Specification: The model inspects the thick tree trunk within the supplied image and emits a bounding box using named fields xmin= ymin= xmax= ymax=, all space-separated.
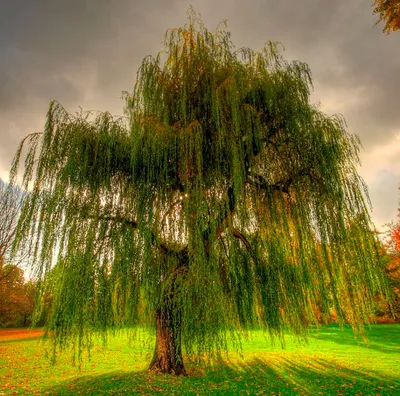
xmin=149 ymin=308 xmax=186 ymax=375
xmin=149 ymin=248 xmax=188 ymax=375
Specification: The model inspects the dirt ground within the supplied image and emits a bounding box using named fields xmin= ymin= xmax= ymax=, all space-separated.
xmin=0 ymin=328 xmax=44 ymax=340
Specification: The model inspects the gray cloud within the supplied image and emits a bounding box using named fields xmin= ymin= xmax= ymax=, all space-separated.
xmin=0 ymin=0 xmax=399 ymax=226
xmin=218 ymin=0 xmax=400 ymax=149
xmin=368 ymin=169 xmax=400 ymax=229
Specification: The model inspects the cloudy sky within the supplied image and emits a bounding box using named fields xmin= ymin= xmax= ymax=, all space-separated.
xmin=0 ymin=0 xmax=399 ymax=231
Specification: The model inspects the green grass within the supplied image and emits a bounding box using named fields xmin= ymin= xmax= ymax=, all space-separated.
xmin=1 ymin=325 xmax=399 ymax=395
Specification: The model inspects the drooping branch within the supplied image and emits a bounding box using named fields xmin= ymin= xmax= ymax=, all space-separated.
xmin=246 ymin=162 xmax=317 ymax=196
xmin=161 ymin=198 xmax=185 ymax=239
xmin=86 ymin=213 xmax=183 ymax=256
xmin=214 ymin=186 xmax=236 ymax=237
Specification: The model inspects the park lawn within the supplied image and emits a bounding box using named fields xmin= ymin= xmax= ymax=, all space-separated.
xmin=0 ymin=325 xmax=399 ymax=395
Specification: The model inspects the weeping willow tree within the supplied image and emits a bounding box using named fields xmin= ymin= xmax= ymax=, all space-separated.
xmin=11 ymin=11 xmax=389 ymax=375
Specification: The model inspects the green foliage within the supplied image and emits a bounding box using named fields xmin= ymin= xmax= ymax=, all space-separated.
xmin=11 ymin=10 xmax=388 ymax=361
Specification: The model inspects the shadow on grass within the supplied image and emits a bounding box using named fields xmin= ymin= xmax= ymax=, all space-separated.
xmin=309 ymin=325 xmax=400 ymax=355
xmin=43 ymin=356 xmax=400 ymax=395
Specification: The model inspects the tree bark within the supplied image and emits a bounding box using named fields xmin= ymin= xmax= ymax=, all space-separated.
xmin=149 ymin=248 xmax=188 ymax=375
xmin=149 ymin=308 xmax=186 ymax=375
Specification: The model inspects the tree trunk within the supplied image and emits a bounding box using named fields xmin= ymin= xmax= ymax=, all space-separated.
xmin=149 ymin=308 xmax=186 ymax=375
xmin=149 ymin=248 xmax=188 ymax=375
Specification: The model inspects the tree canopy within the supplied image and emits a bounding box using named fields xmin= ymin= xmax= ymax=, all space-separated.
xmin=11 ymin=11 xmax=389 ymax=374
xmin=373 ymin=0 xmax=400 ymax=34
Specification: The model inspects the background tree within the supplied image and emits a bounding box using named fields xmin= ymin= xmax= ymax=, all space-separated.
xmin=373 ymin=0 xmax=400 ymax=34
xmin=0 ymin=179 xmax=35 ymax=328
xmin=0 ymin=265 xmax=36 ymax=327
xmin=11 ymin=11 xmax=389 ymax=375
xmin=0 ymin=179 xmax=25 ymax=288
xmin=381 ymin=188 xmax=400 ymax=319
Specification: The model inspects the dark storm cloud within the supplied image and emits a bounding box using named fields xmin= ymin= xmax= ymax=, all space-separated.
xmin=0 ymin=0 xmax=399 ymax=224
xmin=0 ymin=0 xmax=160 ymax=109
xmin=0 ymin=0 xmax=179 ymax=169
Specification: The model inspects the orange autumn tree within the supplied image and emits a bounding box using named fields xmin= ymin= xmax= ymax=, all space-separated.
xmin=373 ymin=0 xmax=400 ymax=34
xmin=0 ymin=265 xmax=36 ymax=327
xmin=385 ymin=188 xmax=400 ymax=317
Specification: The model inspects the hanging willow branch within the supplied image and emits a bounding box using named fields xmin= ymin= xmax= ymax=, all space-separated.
xmin=11 ymin=9 xmax=389 ymax=364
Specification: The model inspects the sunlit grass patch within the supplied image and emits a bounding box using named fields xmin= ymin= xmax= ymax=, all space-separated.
xmin=1 ymin=324 xmax=399 ymax=395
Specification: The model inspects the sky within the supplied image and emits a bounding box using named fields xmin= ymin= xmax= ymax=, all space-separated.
xmin=0 ymin=0 xmax=399 ymax=231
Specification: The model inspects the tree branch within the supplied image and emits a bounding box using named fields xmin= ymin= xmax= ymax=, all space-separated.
xmin=84 ymin=213 xmax=180 ymax=256
xmin=232 ymin=228 xmax=252 ymax=251
xmin=245 ymin=173 xmax=289 ymax=194
xmin=96 ymin=215 xmax=138 ymax=229
xmin=246 ymin=164 xmax=315 ymax=195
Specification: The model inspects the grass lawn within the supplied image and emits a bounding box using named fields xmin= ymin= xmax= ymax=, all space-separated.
xmin=0 ymin=324 xmax=399 ymax=395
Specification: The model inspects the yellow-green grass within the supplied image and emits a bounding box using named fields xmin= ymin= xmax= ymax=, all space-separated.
xmin=1 ymin=325 xmax=399 ymax=395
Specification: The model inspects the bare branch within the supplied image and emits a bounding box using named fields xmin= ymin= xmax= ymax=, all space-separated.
xmin=0 ymin=180 xmax=25 ymax=270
